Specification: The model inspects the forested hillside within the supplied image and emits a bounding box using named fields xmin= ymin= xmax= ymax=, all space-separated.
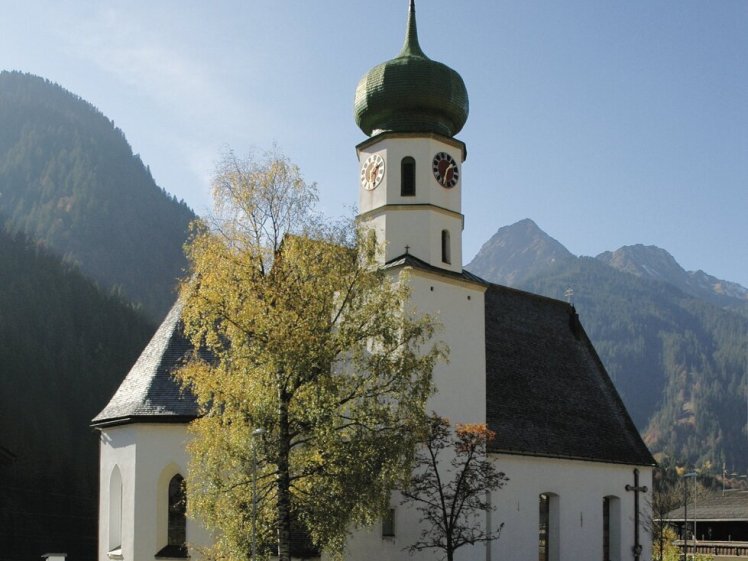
xmin=0 ymin=71 xmax=195 ymax=320
xmin=0 ymin=227 xmax=154 ymax=560
xmin=468 ymin=220 xmax=748 ymax=472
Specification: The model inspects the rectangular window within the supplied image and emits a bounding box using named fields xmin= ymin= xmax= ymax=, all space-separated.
xmin=401 ymin=157 xmax=415 ymax=196
xmin=539 ymin=494 xmax=549 ymax=561
xmin=441 ymin=230 xmax=451 ymax=264
xmin=539 ymin=493 xmax=559 ymax=561
xmin=603 ymin=497 xmax=610 ymax=561
xmin=382 ymin=508 xmax=396 ymax=537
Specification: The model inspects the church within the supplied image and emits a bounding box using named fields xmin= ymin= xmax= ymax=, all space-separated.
xmin=92 ymin=2 xmax=655 ymax=560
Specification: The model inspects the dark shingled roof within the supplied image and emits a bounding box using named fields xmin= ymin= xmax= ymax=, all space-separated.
xmin=665 ymin=492 xmax=748 ymax=522
xmin=484 ymin=283 xmax=655 ymax=466
xmin=93 ymin=262 xmax=652 ymax=467
xmin=91 ymin=301 xmax=199 ymax=427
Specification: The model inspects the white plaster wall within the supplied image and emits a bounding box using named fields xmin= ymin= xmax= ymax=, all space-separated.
xmin=406 ymin=271 xmax=486 ymax=424
xmin=361 ymin=209 xmax=463 ymax=272
xmin=98 ymin=423 xmax=211 ymax=561
xmin=340 ymin=269 xmax=488 ymax=561
xmin=338 ymin=454 xmax=653 ymax=561
xmin=488 ymin=455 xmax=653 ymax=561
xmin=357 ymin=135 xmax=466 ymax=273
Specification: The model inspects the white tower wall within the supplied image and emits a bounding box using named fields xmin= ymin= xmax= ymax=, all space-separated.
xmin=357 ymin=134 xmax=466 ymax=273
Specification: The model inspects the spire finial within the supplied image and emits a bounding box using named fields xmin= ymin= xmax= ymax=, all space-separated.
xmin=399 ymin=0 xmax=426 ymax=58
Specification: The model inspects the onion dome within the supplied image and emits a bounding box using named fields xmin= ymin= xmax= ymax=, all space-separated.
xmin=354 ymin=0 xmax=469 ymax=138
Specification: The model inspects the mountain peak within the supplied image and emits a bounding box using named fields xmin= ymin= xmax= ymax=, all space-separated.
xmin=597 ymin=244 xmax=748 ymax=307
xmin=466 ymin=219 xmax=574 ymax=286
xmin=596 ymin=244 xmax=685 ymax=283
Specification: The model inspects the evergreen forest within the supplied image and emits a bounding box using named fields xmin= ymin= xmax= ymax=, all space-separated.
xmin=0 ymin=227 xmax=154 ymax=560
xmin=0 ymin=71 xmax=195 ymax=321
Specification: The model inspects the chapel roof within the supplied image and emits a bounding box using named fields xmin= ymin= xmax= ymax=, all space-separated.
xmin=483 ymin=283 xmax=655 ymax=466
xmin=91 ymin=300 xmax=199 ymax=427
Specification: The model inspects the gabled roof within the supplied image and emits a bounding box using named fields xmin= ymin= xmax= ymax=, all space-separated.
xmin=91 ymin=301 xmax=199 ymax=428
xmin=484 ymin=283 xmax=655 ymax=466
xmin=665 ymin=491 xmax=748 ymax=522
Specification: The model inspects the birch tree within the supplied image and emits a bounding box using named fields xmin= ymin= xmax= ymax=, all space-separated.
xmin=176 ymin=149 xmax=443 ymax=561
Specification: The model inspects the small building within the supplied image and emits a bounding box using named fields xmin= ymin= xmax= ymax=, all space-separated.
xmin=665 ymin=491 xmax=748 ymax=558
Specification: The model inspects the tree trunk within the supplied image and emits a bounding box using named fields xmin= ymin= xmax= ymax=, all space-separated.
xmin=277 ymin=391 xmax=292 ymax=561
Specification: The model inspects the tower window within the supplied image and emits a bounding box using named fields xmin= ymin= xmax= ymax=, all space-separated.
xmin=401 ymin=157 xmax=415 ymax=196
xmin=441 ymin=230 xmax=451 ymax=264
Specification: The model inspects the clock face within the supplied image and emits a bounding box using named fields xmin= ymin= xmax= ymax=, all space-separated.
xmin=432 ymin=152 xmax=459 ymax=188
xmin=361 ymin=153 xmax=385 ymax=191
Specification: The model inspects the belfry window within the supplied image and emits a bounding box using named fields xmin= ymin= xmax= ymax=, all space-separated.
xmin=401 ymin=157 xmax=415 ymax=196
xmin=441 ymin=230 xmax=451 ymax=264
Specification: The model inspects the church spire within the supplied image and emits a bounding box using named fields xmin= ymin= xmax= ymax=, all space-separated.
xmin=399 ymin=0 xmax=426 ymax=58
xmin=353 ymin=0 xmax=469 ymax=138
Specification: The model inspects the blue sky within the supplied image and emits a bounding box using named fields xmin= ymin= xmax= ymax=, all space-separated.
xmin=1 ymin=1 xmax=747 ymax=287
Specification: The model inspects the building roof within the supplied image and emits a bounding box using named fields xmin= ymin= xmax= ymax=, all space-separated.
xmin=93 ymin=264 xmax=653 ymax=468
xmin=484 ymin=283 xmax=655 ymax=466
xmin=91 ymin=300 xmax=199 ymax=427
xmin=665 ymin=491 xmax=748 ymax=522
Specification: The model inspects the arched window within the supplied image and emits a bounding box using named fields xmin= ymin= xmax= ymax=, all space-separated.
xmin=109 ymin=466 xmax=122 ymax=553
xmin=441 ymin=230 xmax=451 ymax=264
xmin=401 ymin=157 xmax=415 ymax=196
xmin=539 ymin=493 xmax=559 ymax=561
xmin=603 ymin=496 xmax=621 ymax=561
xmin=168 ymin=474 xmax=186 ymax=547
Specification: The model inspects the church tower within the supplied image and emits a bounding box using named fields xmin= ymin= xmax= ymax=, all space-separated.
xmin=353 ymin=0 xmax=487 ymax=428
xmin=354 ymin=0 xmax=469 ymax=274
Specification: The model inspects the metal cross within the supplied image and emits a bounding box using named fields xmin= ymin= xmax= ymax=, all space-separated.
xmin=625 ymin=468 xmax=649 ymax=561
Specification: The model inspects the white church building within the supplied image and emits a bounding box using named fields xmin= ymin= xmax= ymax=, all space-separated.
xmin=92 ymin=2 xmax=655 ymax=560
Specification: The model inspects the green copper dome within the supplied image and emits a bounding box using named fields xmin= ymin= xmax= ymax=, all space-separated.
xmin=354 ymin=0 xmax=469 ymax=138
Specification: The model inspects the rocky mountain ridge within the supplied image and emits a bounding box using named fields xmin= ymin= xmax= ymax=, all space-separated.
xmin=467 ymin=219 xmax=748 ymax=471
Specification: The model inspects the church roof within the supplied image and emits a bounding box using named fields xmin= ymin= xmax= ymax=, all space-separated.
xmin=91 ymin=300 xmax=199 ymax=427
xmin=484 ymin=283 xmax=655 ymax=466
xmin=93 ymin=262 xmax=653 ymax=467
